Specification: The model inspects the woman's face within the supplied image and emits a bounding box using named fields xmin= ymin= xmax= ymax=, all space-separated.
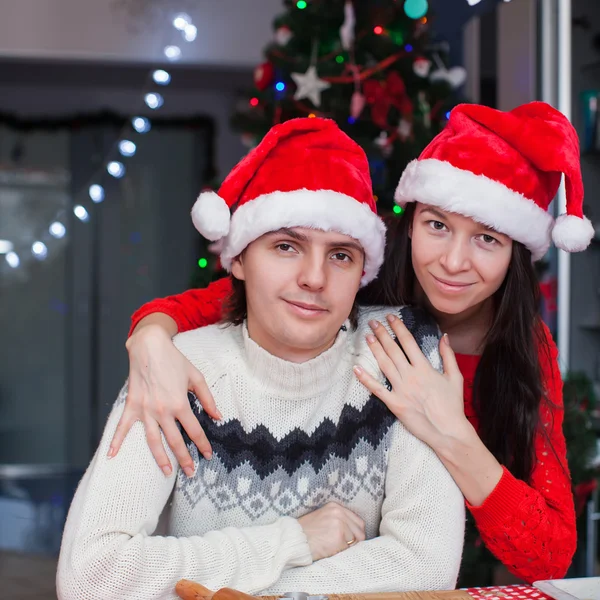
xmin=410 ymin=203 xmax=513 ymax=317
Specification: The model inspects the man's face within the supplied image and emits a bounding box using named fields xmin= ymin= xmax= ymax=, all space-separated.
xmin=231 ymin=227 xmax=365 ymax=363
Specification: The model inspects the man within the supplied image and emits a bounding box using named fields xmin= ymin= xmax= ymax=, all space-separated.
xmin=57 ymin=118 xmax=464 ymax=600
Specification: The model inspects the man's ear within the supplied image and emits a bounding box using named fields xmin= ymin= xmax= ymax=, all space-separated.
xmin=231 ymin=255 xmax=245 ymax=281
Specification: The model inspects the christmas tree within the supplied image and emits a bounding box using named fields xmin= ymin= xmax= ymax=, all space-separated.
xmin=230 ymin=0 xmax=466 ymax=215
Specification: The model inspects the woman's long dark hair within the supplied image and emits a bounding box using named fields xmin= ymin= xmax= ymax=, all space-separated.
xmin=358 ymin=204 xmax=550 ymax=483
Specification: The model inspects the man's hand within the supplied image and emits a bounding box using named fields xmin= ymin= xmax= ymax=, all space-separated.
xmin=298 ymin=502 xmax=366 ymax=561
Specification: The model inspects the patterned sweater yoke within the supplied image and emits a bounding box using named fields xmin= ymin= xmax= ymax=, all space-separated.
xmin=57 ymin=306 xmax=465 ymax=600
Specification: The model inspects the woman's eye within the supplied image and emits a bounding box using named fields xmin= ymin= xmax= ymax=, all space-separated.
xmin=480 ymin=234 xmax=497 ymax=245
xmin=428 ymin=220 xmax=446 ymax=231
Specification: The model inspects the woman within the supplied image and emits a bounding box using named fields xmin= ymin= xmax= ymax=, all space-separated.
xmin=110 ymin=102 xmax=594 ymax=583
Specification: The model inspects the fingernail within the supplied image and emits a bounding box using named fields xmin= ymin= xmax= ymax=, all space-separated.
xmin=443 ymin=333 xmax=450 ymax=345
xmin=107 ymin=447 xmax=115 ymax=459
xmin=353 ymin=365 xmax=364 ymax=376
xmin=366 ymin=334 xmax=376 ymax=344
xmin=162 ymin=465 xmax=172 ymax=477
xmin=203 ymin=451 xmax=213 ymax=461
xmin=368 ymin=320 xmax=379 ymax=329
xmin=184 ymin=466 xmax=195 ymax=477
xmin=386 ymin=314 xmax=396 ymax=322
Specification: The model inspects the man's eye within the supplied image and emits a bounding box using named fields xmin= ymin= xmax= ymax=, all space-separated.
xmin=332 ymin=252 xmax=351 ymax=262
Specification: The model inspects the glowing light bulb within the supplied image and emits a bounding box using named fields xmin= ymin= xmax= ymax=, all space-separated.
xmin=164 ymin=45 xmax=182 ymax=61
xmin=0 ymin=239 xmax=14 ymax=253
xmin=32 ymin=241 xmax=48 ymax=260
xmin=145 ymin=93 xmax=164 ymax=109
xmin=49 ymin=222 xmax=66 ymax=239
xmin=74 ymin=205 xmax=89 ymax=222
xmin=119 ymin=140 xmax=137 ymax=157
xmin=173 ymin=13 xmax=191 ymax=30
xmin=132 ymin=117 xmax=151 ymax=133
xmin=6 ymin=251 xmax=19 ymax=268
xmin=89 ymin=184 xmax=105 ymax=203
xmin=152 ymin=69 xmax=171 ymax=85
xmin=107 ymin=161 xmax=125 ymax=178
xmin=184 ymin=24 xmax=197 ymax=42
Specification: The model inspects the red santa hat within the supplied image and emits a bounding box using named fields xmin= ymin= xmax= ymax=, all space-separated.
xmin=191 ymin=117 xmax=386 ymax=286
xmin=394 ymin=101 xmax=594 ymax=260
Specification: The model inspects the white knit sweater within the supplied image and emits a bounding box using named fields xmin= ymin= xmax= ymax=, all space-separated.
xmin=57 ymin=306 xmax=465 ymax=600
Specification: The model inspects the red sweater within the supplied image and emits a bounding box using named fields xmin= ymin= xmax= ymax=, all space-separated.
xmin=130 ymin=277 xmax=577 ymax=583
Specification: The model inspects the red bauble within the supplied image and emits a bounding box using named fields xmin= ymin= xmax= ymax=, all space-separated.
xmin=254 ymin=62 xmax=275 ymax=91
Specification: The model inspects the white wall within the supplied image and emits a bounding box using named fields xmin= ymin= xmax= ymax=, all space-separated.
xmin=496 ymin=0 xmax=537 ymax=111
xmin=0 ymin=0 xmax=282 ymax=66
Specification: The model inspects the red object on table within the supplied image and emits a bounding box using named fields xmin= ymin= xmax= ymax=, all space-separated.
xmin=464 ymin=586 xmax=552 ymax=600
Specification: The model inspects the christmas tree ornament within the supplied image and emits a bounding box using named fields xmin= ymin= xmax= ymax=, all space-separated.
xmin=429 ymin=53 xmax=467 ymax=89
xmin=374 ymin=131 xmax=393 ymax=157
xmin=397 ymin=118 xmax=413 ymax=141
xmin=364 ymin=72 xmax=412 ymax=129
xmin=350 ymin=91 xmax=366 ymax=119
xmin=430 ymin=65 xmax=467 ymax=88
xmin=339 ymin=0 xmax=356 ymax=51
xmin=403 ymin=0 xmax=428 ymax=20
xmin=254 ymin=62 xmax=275 ymax=91
xmin=413 ymin=57 xmax=432 ymax=78
xmin=417 ymin=90 xmax=431 ymax=130
xmin=275 ymin=25 xmax=293 ymax=46
xmin=291 ymin=65 xmax=331 ymax=106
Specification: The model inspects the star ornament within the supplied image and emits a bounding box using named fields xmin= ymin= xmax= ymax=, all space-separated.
xmin=291 ymin=66 xmax=331 ymax=107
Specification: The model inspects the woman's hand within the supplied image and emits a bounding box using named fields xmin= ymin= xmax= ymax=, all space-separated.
xmin=109 ymin=317 xmax=222 ymax=477
xmin=355 ymin=314 xmax=505 ymax=506
xmin=353 ymin=314 xmax=470 ymax=451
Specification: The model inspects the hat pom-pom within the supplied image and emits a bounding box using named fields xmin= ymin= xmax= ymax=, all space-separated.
xmin=552 ymin=213 xmax=595 ymax=252
xmin=191 ymin=191 xmax=230 ymax=241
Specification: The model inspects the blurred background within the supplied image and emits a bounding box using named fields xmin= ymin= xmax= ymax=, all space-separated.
xmin=0 ymin=0 xmax=600 ymax=597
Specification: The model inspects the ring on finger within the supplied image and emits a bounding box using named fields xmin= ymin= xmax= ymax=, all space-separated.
xmin=346 ymin=538 xmax=356 ymax=546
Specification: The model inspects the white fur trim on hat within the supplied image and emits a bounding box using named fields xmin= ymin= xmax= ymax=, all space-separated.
xmin=191 ymin=190 xmax=231 ymax=241
xmin=395 ymin=159 xmax=554 ymax=261
xmin=219 ymin=189 xmax=386 ymax=286
xmin=552 ymin=213 xmax=595 ymax=252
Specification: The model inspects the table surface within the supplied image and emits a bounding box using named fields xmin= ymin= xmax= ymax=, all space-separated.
xmin=320 ymin=592 xmax=472 ymax=600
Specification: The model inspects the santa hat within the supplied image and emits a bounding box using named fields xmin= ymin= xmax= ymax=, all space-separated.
xmin=394 ymin=101 xmax=594 ymax=260
xmin=191 ymin=117 xmax=386 ymax=286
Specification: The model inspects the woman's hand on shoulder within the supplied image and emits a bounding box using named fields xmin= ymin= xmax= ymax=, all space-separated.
xmin=353 ymin=314 xmax=470 ymax=450
xmin=109 ymin=317 xmax=221 ymax=476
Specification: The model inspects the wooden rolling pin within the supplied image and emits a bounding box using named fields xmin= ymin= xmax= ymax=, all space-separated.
xmin=175 ymin=580 xmax=472 ymax=600
xmin=176 ymin=581 xmax=278 ymax=600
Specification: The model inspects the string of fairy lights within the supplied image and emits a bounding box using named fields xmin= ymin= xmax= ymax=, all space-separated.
xmin=2 ymin=11 xmax=198 ymax=270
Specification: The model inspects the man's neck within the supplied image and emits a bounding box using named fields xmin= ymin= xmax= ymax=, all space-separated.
xmin=245 ymin=319 xmax=339 ymax=363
